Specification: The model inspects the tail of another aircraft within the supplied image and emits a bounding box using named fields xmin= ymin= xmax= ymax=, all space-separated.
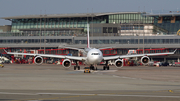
xmin=87 ymin=24 xmax=90 ymax=48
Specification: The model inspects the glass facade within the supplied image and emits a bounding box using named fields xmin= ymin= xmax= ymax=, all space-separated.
xmin=11 ymin=16 xmax=108 ymax=33
xmin=0 ymin=31 xmax=77 ymax=37
xmin=154 ymin=16 xmax=180 ymax=34
xmin=108 ymin=13 xmax=153 ymax=24
xmin=2 ymin=12 xmax=180 ymax=37
xmin=10 ymin=13 xmax=154 ymax=33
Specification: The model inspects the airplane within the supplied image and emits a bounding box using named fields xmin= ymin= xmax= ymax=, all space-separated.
xmin=4 ymin=24 xmax=176 ymax=70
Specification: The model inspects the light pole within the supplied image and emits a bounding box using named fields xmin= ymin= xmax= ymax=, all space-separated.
xmin=44 ymin=14 xmax=47 ymax=54
xmin=40 ymin=13 xmax=42 ymax=50
xmin=92 ymin=8 xmax=93 ymax=47
xmin=143 ymin=12 xmax=145 ymax=54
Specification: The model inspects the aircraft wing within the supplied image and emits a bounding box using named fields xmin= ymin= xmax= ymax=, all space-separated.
xmin=59 ymin=46 xmax=82 ymax=51
xmin=99 ymin=47 xmax=113 ymax=50
xmin=5 ymin=50 xmax=86 ymax=61
xmin=103 ymin=49 xmax=176 ymax=61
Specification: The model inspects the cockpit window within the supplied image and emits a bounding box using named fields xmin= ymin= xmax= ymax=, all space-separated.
xmin=91 ymin=53 xmax=100 ymax=55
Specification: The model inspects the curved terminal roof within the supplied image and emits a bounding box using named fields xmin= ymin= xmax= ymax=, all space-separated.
xmin=143 ymin=13 xmax=180 ymax=17
xmin=1 ymin=12 xmax=140 ymax=20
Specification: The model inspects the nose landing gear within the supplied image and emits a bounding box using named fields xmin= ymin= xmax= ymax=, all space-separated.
xmin=90 ymin=65 xmax=97 ymax=70
xmin=90 ymin=65 xmax=94 ymax=70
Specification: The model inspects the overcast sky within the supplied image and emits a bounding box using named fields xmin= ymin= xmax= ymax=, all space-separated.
xmin=0 ymin=0 xmax=179 ymax=25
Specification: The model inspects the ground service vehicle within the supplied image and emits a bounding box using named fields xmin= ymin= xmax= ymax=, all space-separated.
xmin=84 ymin=67 xmax=90 ymax=73
xmin=0 ymin=64 xmax=4 ymax=68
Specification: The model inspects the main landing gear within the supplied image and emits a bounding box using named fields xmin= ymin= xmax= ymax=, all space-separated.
xmin=74 ymin=61 xmax=80 ymax=70
xmin=103 ymin=60 xmax=109 ymax=70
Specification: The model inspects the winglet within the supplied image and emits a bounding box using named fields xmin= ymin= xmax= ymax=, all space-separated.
xmin=173 ymin=49 xmax=177 ymax=53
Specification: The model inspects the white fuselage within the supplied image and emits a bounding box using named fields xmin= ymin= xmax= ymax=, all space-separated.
xmin=84 ymin=48 xmax=103 ymax=65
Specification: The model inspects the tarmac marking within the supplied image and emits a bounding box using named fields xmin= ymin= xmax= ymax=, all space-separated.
xmin=37 ymin=93 xmax=95 ymax=96
xmin=99 ymin=94 xmax=180 ymax=98
xmin=37 ymin=93 xmax=70 ymax=95
xmin=0 ymin=92 xmax=37 ymax=95
xmin=0 ymin=92 xmax=180 ymax=99
xmin=112 ymin=75 xmax=141 ymax=80
xmin=11 ymin=97 xmax=60 ymax=101
xmin=153 ymin=90 xmax=173 ymax=93
xmin=37 ymin=97 xmax=60 ymax=101
xmin=60 ymin=95 xmax=95 ymax=99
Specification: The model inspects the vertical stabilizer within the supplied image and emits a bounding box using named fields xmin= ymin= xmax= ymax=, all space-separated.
xmin=87 ymin=24 xmax=90 ymax=48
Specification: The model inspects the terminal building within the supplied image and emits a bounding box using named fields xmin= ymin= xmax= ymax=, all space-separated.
xmin=1 ymin=11 xmax=180 ymax=62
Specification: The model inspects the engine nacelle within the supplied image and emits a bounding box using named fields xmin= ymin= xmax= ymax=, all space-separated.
xmin=115 ymin=59 xmax=123 ymax=68
xmin=34 ymin=56 xmax=43 ymax=65
xmin=62 ymin=59 xmax=71 ymax=68
xmin=141 ymin=56 xmax=150 ymax=65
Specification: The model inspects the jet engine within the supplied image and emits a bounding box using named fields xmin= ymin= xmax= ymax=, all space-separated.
xmin=62 ymin=59 xmax=71 ymax=68
xmin=115 ymin=59 xmax=123 ymax=68
xmin=141 ymin=56 xmax=150 ymax=65
xmin=34 ymin=56 xmax=43 ymax=65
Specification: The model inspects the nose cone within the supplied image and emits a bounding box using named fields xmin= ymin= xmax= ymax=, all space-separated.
xmin=94 ymin=56 xmax=102 ymax=63
xmin=88 ymin=55 xmax=103 ymax=64
xmin=87 ymin=49 xmax=103 ymax=65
